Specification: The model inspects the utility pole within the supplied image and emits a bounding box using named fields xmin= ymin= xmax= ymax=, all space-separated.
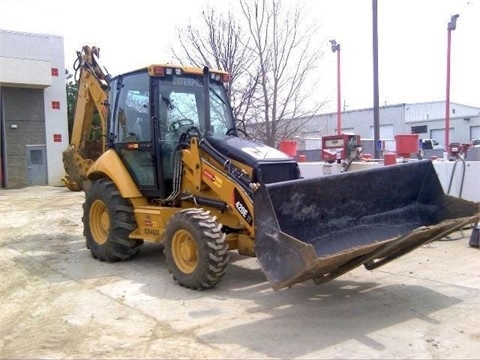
xmin=445 ymin=14 xmax=459 ymax=154
xmin=372 ymin=0 xmax=380 ymax=159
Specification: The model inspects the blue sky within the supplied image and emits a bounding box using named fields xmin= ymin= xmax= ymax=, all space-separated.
xmin=1 ymin=0 xmax=478 ymax=112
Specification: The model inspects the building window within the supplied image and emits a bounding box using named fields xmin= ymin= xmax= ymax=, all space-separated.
xmin=51 ymin=101 xmax=60 ymax=109
xmin=30 ymin=150 xmax=44 ymax=164
xmin=53 ymin=134 xmax=62 ymax=142
xmin=411 ymin=125 xmax=428 ymax=134
xmin=51 ymin=68 xmax=59 ymax=77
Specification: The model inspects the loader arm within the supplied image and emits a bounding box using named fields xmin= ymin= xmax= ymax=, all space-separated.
xmin=62 ymin=45 xmax=110 ymax=191
xmin=179 ymin=134 xmax=256 ymax=238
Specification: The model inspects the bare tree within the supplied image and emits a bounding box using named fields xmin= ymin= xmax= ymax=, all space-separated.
xmin=173 ymin=0 xmax=325 ymax=146
xmin=240 ymin=0 xmax=325 ymax=146
xmin=172 ymin=7 xmax=260 ymax=133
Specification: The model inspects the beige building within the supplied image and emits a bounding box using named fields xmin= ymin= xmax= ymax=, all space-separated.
xmin=0 ymin=29 xmax=68 ymax=188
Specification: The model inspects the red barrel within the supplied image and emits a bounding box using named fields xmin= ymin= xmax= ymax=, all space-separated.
xmin=384 ymin=152 xmax=396 ymax=166
xmin=278 ymin=140 xmax=298 ymax=157
xmin=362 ymin=153 xmax=372 ymax=161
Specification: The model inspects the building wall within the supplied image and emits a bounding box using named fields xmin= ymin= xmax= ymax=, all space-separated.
xmin=300 ymin=104 xmax=407 ymax=139
xmin=405 ymin=102 xmax=480 ymax=146
xmin=43 ymin=35 xmax=69 ymax=187
xmin=0 ymin=29 xmax=68 ymax=188
xmin=0 ymin=30 xmax=52 ymax=87
xmin=408 ymin=114 xmax=480 ymax=145
xmin=342 ymin=105 xmax=406 ymax=139
xmin=294 ymin=102 xmax=480 ymax=151
xmin=2 ymin=88 xmax=46 ymax=188
xmin=404 ymin=101 xmax=479 ymax=123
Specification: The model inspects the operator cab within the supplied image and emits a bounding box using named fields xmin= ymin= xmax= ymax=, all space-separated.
xmin=107 ymin=65 xmax=235 ymax=199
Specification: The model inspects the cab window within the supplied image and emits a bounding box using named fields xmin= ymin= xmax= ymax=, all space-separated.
xmin=113 ymin=72 xmax=155 ymax=188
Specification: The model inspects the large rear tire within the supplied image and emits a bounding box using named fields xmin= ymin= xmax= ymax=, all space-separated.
xmin=164 ymin=208 xmax=229 ymax=289
xmin=83 ymin=178 xmax=142 ymax=262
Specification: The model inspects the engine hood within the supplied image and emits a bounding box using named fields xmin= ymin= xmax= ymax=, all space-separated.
xmin=204 ymin=134 xmax=301 ymax=184
xmin=205 ymin=134 xmax=292 ymax=167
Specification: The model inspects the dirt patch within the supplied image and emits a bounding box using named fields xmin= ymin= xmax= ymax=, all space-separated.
xmin=1 ymin=186 xmax=479 ymax=359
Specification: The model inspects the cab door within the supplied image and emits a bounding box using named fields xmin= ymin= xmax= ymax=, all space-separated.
xmin=110 ymin=71 xmax=160 ymax=197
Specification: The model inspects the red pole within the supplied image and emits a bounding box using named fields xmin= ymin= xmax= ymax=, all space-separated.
xmin=337 ymin=46 xmax=342 ymax=135
xmin=445 ymin=28 xmax=451 ymax=150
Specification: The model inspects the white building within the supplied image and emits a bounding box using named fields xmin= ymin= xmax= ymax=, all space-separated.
xmin=0 ymin=29 xmax=68 ymax=188
xmin=295 ymin=101 xmax=480 ymax=151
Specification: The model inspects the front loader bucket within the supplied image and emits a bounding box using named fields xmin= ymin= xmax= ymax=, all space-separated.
xmin=254 ymin=160 xmax=479 ymax=290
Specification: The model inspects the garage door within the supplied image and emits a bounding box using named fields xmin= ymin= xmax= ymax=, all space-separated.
xmin=429 ymin=129 xmax=451 ymax=147
xmin=369 ymin=124 xmax=394 ymax=139
xmin=471 ymin=126 xmax=480 ymax=140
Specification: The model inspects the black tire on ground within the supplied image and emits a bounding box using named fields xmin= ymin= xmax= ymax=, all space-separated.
xmin=82 ymin=178 xmax=143 ymax=262
xmin=164 ymin=208 xmax=229 ymax=290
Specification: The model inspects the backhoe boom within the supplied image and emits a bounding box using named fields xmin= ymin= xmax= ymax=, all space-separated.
xmin=62 ymin=46 xmax=110 ymax=191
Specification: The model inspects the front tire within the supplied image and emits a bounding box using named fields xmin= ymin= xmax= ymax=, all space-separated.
xmin=164 ymin=208 xmax=229 ymax=289
xmin=83 ymin=178 xmax=142 ymax=262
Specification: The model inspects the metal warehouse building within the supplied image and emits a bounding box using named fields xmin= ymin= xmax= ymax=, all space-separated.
xmin=296 ymin=101 xmax=480 ymax=151
xmin=0 ymin=29 xmax=68 ymax=189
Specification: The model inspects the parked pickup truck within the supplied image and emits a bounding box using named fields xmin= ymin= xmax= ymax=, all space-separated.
xmin=421 ymin=138 xmax=443 ymax=150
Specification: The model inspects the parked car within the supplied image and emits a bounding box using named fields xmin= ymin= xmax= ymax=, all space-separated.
xmin=421 ymin=138 xmax=443 ymax=150
xmin=448 ymin=142 xmax=469 ymax=158
xmin=470 ymin=139 xmax=480 ymax=148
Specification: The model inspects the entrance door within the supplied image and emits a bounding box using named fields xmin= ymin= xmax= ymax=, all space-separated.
xmin=26 ymin=145 xmax=47 ymax=185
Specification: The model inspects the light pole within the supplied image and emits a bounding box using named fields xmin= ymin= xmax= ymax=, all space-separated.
xmin=445 ymin=14 xmax=459 ymax=152
xmin=330 ymin=39 xmax=341 ymax=135
xmin=372 ymin=0 xmax=380 ymax=160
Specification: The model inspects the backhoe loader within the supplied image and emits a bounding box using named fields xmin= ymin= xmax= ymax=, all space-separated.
xmin=63 ymin=45 xmax=479 ymax=290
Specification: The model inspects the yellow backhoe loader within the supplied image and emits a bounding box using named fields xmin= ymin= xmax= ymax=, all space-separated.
xmin=63 ymin=46 xmax=479 ymax=290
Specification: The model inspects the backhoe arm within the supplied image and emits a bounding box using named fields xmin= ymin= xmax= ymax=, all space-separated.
xmin=62 ymin=45 xmax=110 ymax=191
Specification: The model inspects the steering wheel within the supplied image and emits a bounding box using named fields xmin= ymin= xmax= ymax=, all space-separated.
xmin=169 ymin=118 xmax=195 ymax=131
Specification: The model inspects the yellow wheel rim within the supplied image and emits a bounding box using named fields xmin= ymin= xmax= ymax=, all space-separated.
xmin=89 ymin=199 xmax=110 ymax=245
xmin=172 ymin=229 xmax=198 ymax=274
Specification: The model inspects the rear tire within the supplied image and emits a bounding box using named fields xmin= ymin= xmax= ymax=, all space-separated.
xmin=83 ymin=178 xmax=142 ymax=262
xmin=164 ymin=208 xmax=229 ymax=289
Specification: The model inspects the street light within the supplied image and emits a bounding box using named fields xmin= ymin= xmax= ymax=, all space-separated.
xmin=329 ymin=39 xmax=341 ymax=135
xmin=445 ymin=14 xmax=459 ymax=154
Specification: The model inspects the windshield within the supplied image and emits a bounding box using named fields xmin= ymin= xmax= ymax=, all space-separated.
xmin=156 ymin=75 xmax=234 ymax=136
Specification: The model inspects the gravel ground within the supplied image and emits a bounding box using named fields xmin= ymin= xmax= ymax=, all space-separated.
xmin=1 ymin=186 xmax=479 ymax=359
